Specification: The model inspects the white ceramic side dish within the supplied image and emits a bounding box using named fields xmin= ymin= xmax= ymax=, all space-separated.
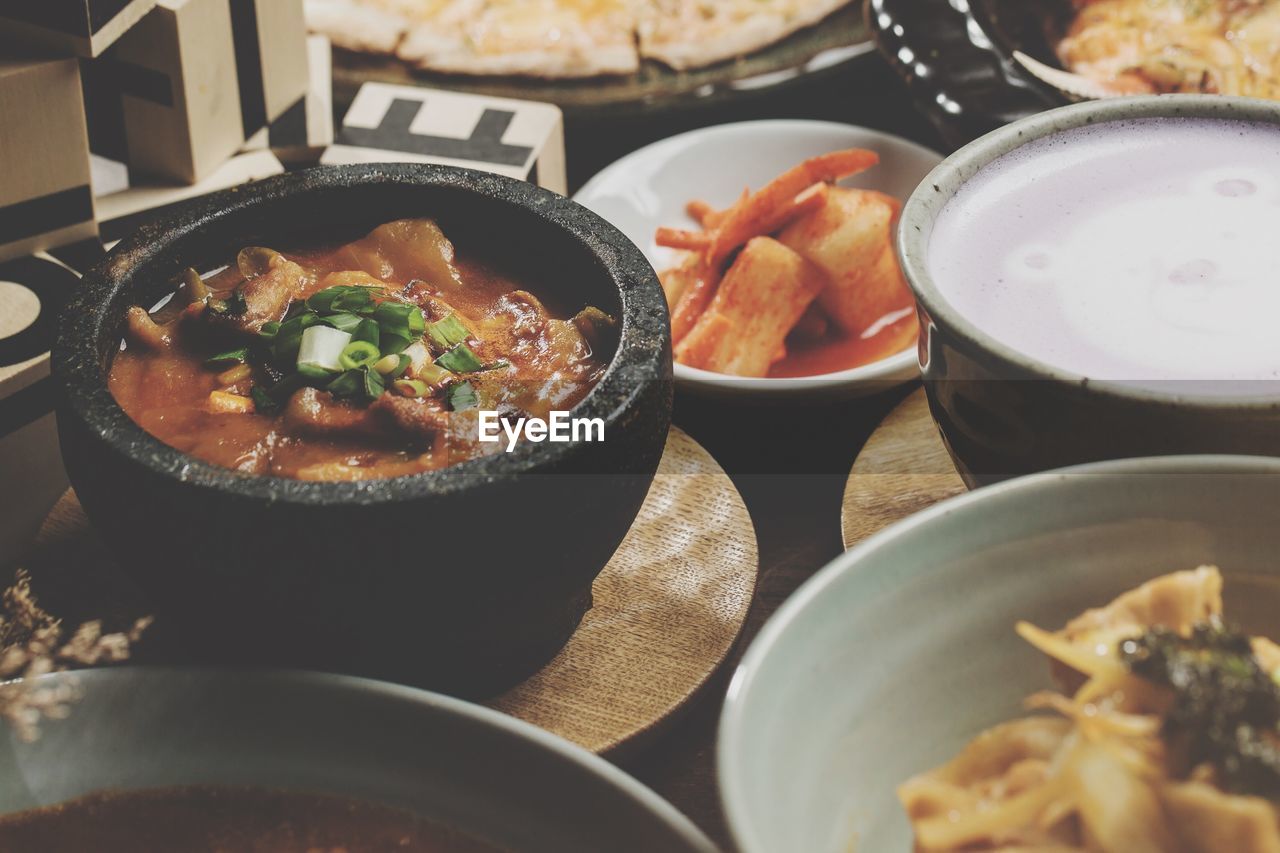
xmin=575 ymin=120 xmax=944 ymax=401
xmin=719 ymin=455 xmax=1280 ymax=852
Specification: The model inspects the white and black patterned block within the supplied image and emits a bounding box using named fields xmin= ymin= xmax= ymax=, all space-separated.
xmin=0 ymin=0 xmax=158 ymax=58
xmin=241 ymin=35 xmax=334 ymax=154
xmin=0 ymin=249 xmax=94 ymax=560
xmin=322 ymin=83 xmax=568 ymax=196
xmin=80 ymin=0 xmax=310 ymax=184
xmin=0 ymin=56 xmax=99 ymax=264
xmin=0 ymin=145 xmax=285 ymax=556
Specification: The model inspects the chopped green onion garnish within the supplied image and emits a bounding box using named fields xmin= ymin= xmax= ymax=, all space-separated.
xmin=380 ymin=332 xmax=412 ymax=355
xmin=306 ymin=286 xmax=349 ymax=313
xmin=392 ymin=379 xmax=430 ymax=398
xmin=322 ymin=312 xmax=364 ymax=334
xmin=204 ymin=347 xmax=250 ymax=368
xmin=373 ymin=301 xmax=426 ymax=340
xmin=271 ymin=313 xmax=322 ymax=363
xmin=297 ymin=325 xmax=352 ymax=373
xmin=325 ymin=369 xmax=363 ymax=398
xmin=307 ymin=285 xmax=378 ymax=314
xmin=426 ymin=313 xmax=469 ymax=350
xmin=374 ymin=353 xmax=411 ymax=377
xmin=364 ymin=365 xmax=386 ymax=399
xmin=340 ymin=340 xmax=381 ymax=370
xmin=417 ymin=362 xmax=453 ymax=386
xmin=297 ymin=363 xmax=335 ymax=381
xmin=435 ymin=342 xmax=485 ymax=373
xmin=325 ymin=366 xmax=385 ymax=402
xmin=353 ymin=318 xmax=381 ymax=347
xmin=249 ymin=290 xmax=436 ymax=406
xmin=448 ymin=381 xmax=478 ymax=411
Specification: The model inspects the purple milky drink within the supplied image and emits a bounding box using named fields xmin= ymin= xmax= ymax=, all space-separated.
xmin=927 ymin=117 xmax=1280 ymax=389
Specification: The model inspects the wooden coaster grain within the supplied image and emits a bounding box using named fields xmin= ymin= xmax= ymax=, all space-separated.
xmin=841 ymin=388 xmax=967 ymax=551
xmin=27 ymin=427 xmax=757 ymax=757
xmin=487 ymin=427 xmax=757 ymax=755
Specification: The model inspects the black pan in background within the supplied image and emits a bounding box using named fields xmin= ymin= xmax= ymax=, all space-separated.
xmin=868 ymin=0 xmax=1072 ymax=148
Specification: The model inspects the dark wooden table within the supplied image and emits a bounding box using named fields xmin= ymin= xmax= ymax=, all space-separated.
xmin=565 ymin=54 xmax=943 ymax=851
xmin=622 ymin=382 xmax=914 ymax=851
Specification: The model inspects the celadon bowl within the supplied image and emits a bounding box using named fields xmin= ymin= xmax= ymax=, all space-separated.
xmin=719 ymin=454 xmax=1280 ymax=853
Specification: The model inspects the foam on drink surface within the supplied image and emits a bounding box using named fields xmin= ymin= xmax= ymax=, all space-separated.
xmin=928 ymin=118 xmax=1280 ymax=390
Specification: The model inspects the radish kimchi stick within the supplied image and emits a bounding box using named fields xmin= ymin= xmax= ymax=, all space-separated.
xmin=752 ymin=182 xmax=829 ymax=241
xmin=707 ymin=149 xmax=879 ymax=267
xmin=670 ymin=260 xmax=720 ymax=345
xmin=703 ymin=188 xmax=749 ymax=230
xmin=672 ymin=313 xmax=732 ymax=369
xmin=675 ymin=237 xmax=827 ymax=377
xmin=659 ymin=252 xmax=703 ymax=310
xmin=779 ymin=186 xmax=911 ymax=337
xmin=685 ymin=199 xmax=717 ymax=226
xmin=655 ymin=226 xmax=713 ymax=251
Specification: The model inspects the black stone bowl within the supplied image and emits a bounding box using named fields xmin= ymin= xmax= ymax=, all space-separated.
xmin=868 ymin=0 xmax=1071 ymax=148
xmin=53 ymin=164 xmax=673 ymax=697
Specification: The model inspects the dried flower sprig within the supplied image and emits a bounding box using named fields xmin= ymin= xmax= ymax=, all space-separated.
xmin=0 ymin=570 xmax=151 ymax=741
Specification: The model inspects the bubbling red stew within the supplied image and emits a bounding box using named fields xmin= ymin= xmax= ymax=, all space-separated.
xmin=0 ymin=786 xmax=506 ymax=852
xmin=107 ymin=219 xmax=615 ymax=481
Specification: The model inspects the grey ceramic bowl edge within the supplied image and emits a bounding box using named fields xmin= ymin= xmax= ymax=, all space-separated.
xmin=3 ymin=667 xmax=716 ymax=853
xmin=898 ymin=93 xmax=1280 ymax=411
xmin=719 ymin=452 xmax=1280 ymax=853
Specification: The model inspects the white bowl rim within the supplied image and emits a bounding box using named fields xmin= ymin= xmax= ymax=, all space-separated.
xmin=717 ymin=452 xmax=1280 ymax=853
xmin=38 ymin=666 xmax=717 ymax=852
xmin=672 ymin=348 xmax=918 ymax=396
xmin=574 ymin=118 xmax=944 ymax=398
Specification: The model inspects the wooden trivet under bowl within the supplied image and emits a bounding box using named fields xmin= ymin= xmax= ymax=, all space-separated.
xmin=841 ymin=388 xmax=967 ymax=551
xmin=25 ymin=427 xmax=758 ymax=757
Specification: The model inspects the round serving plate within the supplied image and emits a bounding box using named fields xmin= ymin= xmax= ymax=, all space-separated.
xmin=331 ymin=4 xmax=874 ymax=119
xmin=868 ymin=0 xmax=1068 ymax=147
xmin=576 ymin=119 xmax=943 ymax=401
xmin=23 ymin=427 xmax=758 ymax=758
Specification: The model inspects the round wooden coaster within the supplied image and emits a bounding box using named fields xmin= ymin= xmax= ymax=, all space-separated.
xmin=487 ymin=427 xmax=757 ymax=755
xmin=841 ymin=387 xmax=967 ymax=551
xmin=27 ymin=427 xmax=758 ymax=757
